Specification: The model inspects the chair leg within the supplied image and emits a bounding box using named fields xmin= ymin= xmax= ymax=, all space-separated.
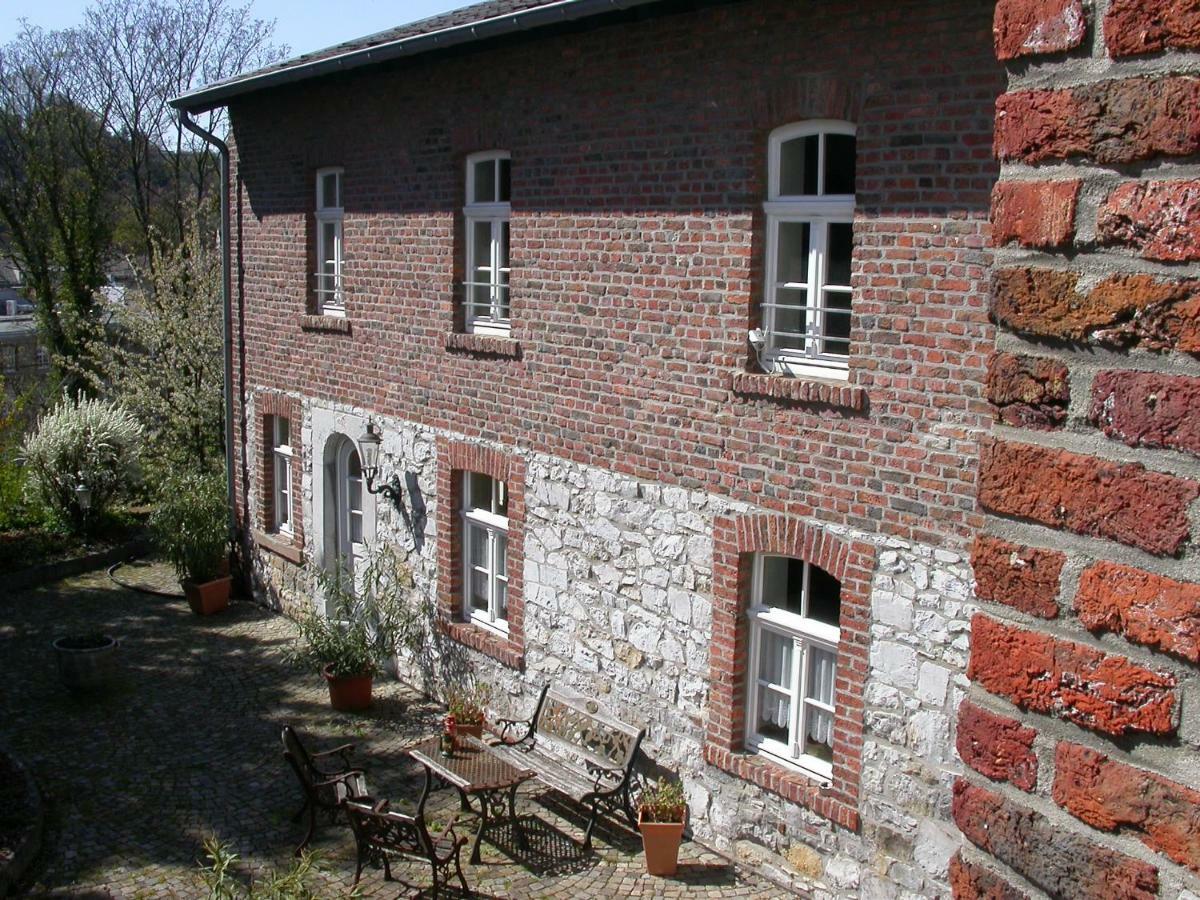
xmin=454 ymin=847 xmax=471 ymax=896
xmin=353 ymin=851 xmax=364 ymax=886
xmin=295 ymin=805 xmax=316 ymax=857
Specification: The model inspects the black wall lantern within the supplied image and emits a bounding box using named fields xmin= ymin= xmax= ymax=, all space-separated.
xmin=356 ymin=421 xmax=405 ymax=509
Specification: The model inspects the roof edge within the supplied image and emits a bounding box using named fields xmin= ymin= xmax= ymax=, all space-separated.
xmin=171 ymin=0 xmax=663 ymax=113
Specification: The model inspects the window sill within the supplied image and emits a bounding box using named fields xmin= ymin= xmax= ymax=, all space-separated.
xmin=730 ymin=371 xmax=866 ymax=412
xmin=703 ymin=743 xmax=859 ymax=831
xmin=445 ymin=332 xmax=521 ymax=358
xmin=439 ymin=618 xmax=524 ymax=670
xmin=300 ymin=315 xmax=351 ymax=334
xmin=254 ymin=530 xmax=304 ymax=564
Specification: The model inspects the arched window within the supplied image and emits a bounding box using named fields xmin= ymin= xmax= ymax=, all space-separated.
xmin=762 ymin=121 xmax=856 ymax=379
xmin=322 ymin=435 xmax=366 ymax=576
xmin=746 ymin=553 xmax=841 ymax=779
xmin=464 ymin=151 xmax=511 ymax=335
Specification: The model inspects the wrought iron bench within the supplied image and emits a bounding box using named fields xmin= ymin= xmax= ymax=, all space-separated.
xmin=344 ymin=797 xmax=470 ymax=898
xmin=490 ymin=684 xmax=645 ymax=850
xmin=281 ymin=725 xmax=368 ymax=856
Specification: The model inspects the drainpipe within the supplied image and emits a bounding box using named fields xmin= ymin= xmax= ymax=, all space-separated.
xmin=179 ymin=110 xmax=237 ymax=545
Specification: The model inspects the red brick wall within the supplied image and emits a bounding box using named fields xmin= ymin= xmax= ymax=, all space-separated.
xmin=226 ymin=0 xmax=1002 ymax=557
xmin=960 ymin=1 xmax=1200 ymax=895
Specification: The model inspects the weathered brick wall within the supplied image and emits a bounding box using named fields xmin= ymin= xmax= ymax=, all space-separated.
xmin=958 ymin=1 xmax=1200 ymax=896
xmin=226 ymin=0 xmax=1002 ymax=553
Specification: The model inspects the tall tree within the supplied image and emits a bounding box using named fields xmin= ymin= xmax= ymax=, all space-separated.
xmin=83 ymin=0 xmax=285 ymax=253
xmin=0 ymin=27 xmax=118 ymax=393
xmin=0 ymin=1 xmax=286 ymax=388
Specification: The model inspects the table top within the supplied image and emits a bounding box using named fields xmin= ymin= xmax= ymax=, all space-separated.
xmin=409 ymin=735 xmax=536 ymax=793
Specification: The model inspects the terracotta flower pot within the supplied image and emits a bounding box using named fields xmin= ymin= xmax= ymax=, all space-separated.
xmin=323 ymin=664 xmax=373 ymax=711
xmin=457 ymin=720 xmax=484 ymax=740
xmin=183 ymin=576 xmax=231 ymax=615
xmin=639 ymin=809 xmax=686 ymax=876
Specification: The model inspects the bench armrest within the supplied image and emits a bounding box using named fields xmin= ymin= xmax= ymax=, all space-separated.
xmin=494 ymin=716 xmax=534 ymax=744
xmin=585 ymin=760 xmax=628 ymax=792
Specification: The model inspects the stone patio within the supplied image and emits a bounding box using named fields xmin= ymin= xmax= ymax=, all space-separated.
xmin=0 ymin=562 xmax=785 ymax=898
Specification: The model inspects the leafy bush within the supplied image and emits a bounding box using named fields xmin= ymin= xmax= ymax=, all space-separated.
xmin=291 ymin=546 xmax=430 ymax=679
xmin=150 ymin=470 xmax=229 ymax=583
xmin=199 ymin=837 xmax=347 ymax=899
xmin=638 ymin=779 xmax=687 ymax=824
xmin=21 ymin=393 xmax=142 ymax=531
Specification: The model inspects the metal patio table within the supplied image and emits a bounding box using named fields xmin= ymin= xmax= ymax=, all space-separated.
xmin=408 ymin=734 xmax=537 ymax=864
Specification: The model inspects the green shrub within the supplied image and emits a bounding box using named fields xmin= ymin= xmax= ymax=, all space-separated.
xmin=290 ymin=546 xmax=430 ymax=679
xmin=150 ymin=470 xmax=229 ymax=583
xmin=21 ymin=394 xmax=142 ymax=531
xmin=199 ymin=836 xmax=348 ymax=899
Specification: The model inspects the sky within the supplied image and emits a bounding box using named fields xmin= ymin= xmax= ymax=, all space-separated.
xmin=1 ymin=0 xmax=470 ymax=59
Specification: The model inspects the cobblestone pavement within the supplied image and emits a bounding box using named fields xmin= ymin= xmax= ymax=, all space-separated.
xmin=0 ymin=562 xmax=785 ymax=898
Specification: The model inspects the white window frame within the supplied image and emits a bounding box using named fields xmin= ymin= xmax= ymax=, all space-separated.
xmin=271 ymin=416 xmax=293 ymax=535
xmin=463 ymin=151 xmax=511 ymax=335
xmin=745 ymin=553 xmax=840 ymax=782
xmin=461 ymin=472 xmax=509 ymax=634
xmin=763 ymin=121 xmax=856 ymax=380
xmin=336 ymin=439 xmax=365 ymax=568
xmin=314 ymin=167 xmax=344 ymax=316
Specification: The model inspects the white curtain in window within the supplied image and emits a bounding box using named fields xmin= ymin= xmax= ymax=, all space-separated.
xmin=807 ymin=648 xmax=836 ymax=744
xmin=762 ymin=690 xmax=789 ymax=728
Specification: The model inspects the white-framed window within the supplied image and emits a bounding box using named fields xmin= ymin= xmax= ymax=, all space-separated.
xmin=461 ymin=471 xmax=509 ymax=632
xmin=271 ymin=416 xmax=293 ymax=535
xmin=762 ymin=121 xmax=856 ymax=380
xmin=746 ymin=553 xmax=841 ymax=781
xmin=314 ymin=167 xmax=344 ymax=315
xmin=337 ymin=440 xmax=365 ymax=558
xmin=463 ymin=151 xmax=511 ymax=335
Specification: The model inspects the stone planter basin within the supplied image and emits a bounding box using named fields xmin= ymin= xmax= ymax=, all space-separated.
xmin=52 ymin=634 xmax=119 ymax=693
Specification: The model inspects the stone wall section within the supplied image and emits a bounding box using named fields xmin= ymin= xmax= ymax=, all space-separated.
xmin=963 ymin=1 xmax=1200 ymax=896
xmin=244 ymin=399 xmax=976 ymax=898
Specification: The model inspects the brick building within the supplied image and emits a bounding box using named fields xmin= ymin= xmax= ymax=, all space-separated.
xmin=173 ymin=0 xmax=1200 ymax=896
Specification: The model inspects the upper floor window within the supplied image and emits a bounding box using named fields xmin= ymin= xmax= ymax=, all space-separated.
xmin=315 ymin=167 xmax=344 ymax=315
xmin=762 ymin=122 xmax=856 ymax=380
xmin=461 ymin=471 xmax=508 ymax=632
xmin=746 ymin=553 xmax=841 ymax=780
xmin=271 ymin=416 xmax=293 ymax=534
xmin=464 ymin=152 xmax=510 ymax=335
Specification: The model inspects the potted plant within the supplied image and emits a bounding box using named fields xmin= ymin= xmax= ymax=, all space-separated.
xmin=291 ymin=546 xmax=428 ymax=712
xmin=150 ymin=470 xmax=231 ymax=615
xmin=446 ymin=681 xmax=492 ymax=740
xmin=638 ymin=779 xmax=687 ymax=876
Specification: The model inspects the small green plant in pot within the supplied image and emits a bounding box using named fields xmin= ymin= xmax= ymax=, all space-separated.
xmin=291 ymin=545 xmax=429 ymax=712
xmin=446 ymin=681 xmax=492 ymax=739
xmin=638 ymin=779 xmax=687 ymax=876
xmin=151 ymin=470 xmax=231 ymax=615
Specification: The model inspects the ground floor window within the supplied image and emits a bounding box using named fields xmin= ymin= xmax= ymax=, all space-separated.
xmin=746 ymin=554 xmax=841 ymax=779
xmin=462 ymin=472 xmax=508 ymax=632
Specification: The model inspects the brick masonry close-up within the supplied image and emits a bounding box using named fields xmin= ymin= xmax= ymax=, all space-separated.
xmin=171 ymin=0 xmax=1200 ymax=896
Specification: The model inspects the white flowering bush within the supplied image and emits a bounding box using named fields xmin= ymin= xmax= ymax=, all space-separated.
xmin=22 ymin=394 xmax=143 ymax=530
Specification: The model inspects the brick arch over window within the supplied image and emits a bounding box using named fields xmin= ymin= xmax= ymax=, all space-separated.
xmin=754 ymin=73 xmax=869 ymax=131
xmin=705 ymin=513 xmax=875 ymax=831
xmin=436 ymin=437 xmax=526 ymax=670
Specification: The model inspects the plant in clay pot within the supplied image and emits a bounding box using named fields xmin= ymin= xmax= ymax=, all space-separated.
xmin=150 ymin=470 xmax=231 ymax=615
xmin=446 ymin=681 xmax=492 ymax=739
xmin=291 ymin=545 xmax=428 ymax=712
xmin=638 ymin=778 xmax=687 ymax=876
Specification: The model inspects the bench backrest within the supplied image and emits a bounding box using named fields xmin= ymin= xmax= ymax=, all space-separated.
xmin=345 ymin=798 xmax=430 ymax=857
xmin=533 ymin=685 xmax=644 ymax=773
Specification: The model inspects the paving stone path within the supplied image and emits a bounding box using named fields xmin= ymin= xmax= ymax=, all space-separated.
xmin=0 ymin=562 xmax=785 ymax=898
